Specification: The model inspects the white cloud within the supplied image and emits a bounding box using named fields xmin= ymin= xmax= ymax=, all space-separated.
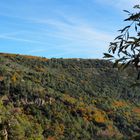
xmin=31 ymin=16 xmax=114 ymax=45
xmin=97 ymin=0 xmax=140 ymax=10
xmin=0 ymin=13 xmax=114 ymax=48
xmin=0 ymin=32 xmax=51 ymax=45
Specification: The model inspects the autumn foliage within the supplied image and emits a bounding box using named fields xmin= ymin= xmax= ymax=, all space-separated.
xmin=0 ymin=53 xmax=140 ymax=139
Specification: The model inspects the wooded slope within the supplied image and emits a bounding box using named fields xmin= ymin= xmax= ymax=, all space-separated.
xmin=0 ymin=53 xmax=140 ymax=140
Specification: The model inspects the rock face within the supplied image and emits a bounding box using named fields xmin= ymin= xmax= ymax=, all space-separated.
xmin=3 ymin=129 xmax=8 ymax=140
xmin=1 ymin=129 xmax=8 ymax=140
xmin=45 ymin=95 xmax=55 ymax=105
xmin=35 ymin=98 xmax=45 ymax=106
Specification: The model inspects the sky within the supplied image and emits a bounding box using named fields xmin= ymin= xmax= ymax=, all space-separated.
xmin=0 ymin=0 xmax=139 ymax=58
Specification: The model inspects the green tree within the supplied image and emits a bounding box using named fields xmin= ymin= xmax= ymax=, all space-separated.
xmin=104 ymin=4 xmax=140 ymax=79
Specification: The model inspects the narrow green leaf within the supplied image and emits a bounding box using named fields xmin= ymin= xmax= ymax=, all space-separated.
xmin=103 ymin=53 xmax=114 ymax=58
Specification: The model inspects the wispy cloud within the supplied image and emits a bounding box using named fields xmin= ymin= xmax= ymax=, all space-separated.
xmin=0 ymin=0 xmax=120 ymax=58
xmin=0 ymin=30 xmax=58 ymax=46
xmin=30 ymin=16 xmax=114 ymax=45
xmin=0 ymin=13 xmax=114 ymax=47
xmin=0 ymin=33 xmax=46 ymax=44
xmin=97 ymin=0 xmax=140 ymax=10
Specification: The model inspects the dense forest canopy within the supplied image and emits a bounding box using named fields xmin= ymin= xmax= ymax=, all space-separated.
xmin=0 ymin=53 xmax=140 ymax=139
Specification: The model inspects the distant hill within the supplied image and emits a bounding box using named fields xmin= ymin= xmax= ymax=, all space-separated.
xmin=0 ymin=53 xmax=140 ymax=140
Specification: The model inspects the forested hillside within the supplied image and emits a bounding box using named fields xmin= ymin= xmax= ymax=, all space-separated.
xmin=0 ymin=53 xmax=140 ymax=140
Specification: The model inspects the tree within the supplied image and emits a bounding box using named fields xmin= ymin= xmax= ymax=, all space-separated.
xmin=104 ymin=5 xmax=140 ymax=79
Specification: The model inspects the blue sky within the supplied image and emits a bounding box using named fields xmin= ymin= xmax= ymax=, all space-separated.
xmin=0 ymin=0 xmax=139 ymax=58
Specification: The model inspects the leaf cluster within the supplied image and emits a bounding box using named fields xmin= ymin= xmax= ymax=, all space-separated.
xmin=104 ymin=5 xmax=140 ymax=79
